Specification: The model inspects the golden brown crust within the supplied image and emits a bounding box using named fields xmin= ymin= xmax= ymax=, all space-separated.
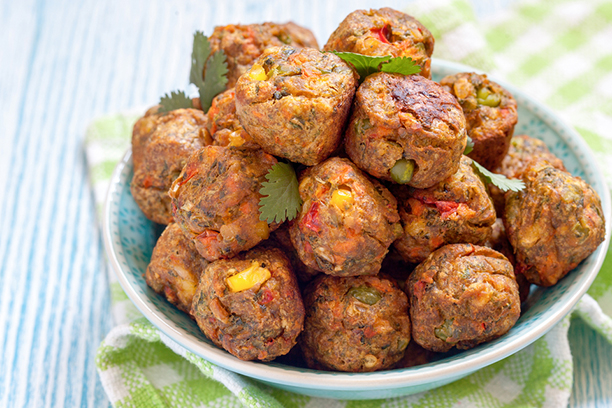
xmin=131 ymin=108 xmax=209 ymax=224
xmin=407 ymin=244 xmax=520 ymax=352
xmin=393 ymin=156 xmax=496 ymax=263
xmin=145 ymin=223 xmax=209 ymax=314
xmin=169 ymin=146 xmax=278 ymax=261
xmin=323 ymin=8 xmax=434 ymax=78
xmin=345 ymin=73 xmax=467 ymax=188
xmin=235 ymin=46 xmax=357 ymax=165
xmin=440 ymin=73 xmax=518 ymax=170
xmin=301 ymin=274 xmax=411 ymax=372
xmin=208 ymin=22 xmax=319 ymax=89
xmin=489 ymin=134 xmax=568 ymax=213
xmin=504 ymin=165 xmax=606 ymax=286
xmin=191 ymin=247 xmax=304 ymax=361
xmin=206 ymin=88 xmax=259 ymax=149
xmin=290 ymin=157 xmax=403 ymax=276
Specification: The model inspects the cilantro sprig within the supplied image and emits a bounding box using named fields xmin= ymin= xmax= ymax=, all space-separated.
xmin=190 ymin=31 xmax=228 ymax=112
xmin=472 ymin=161 xmax=525 ymax=192
xmin=259 ymin=162 xmax=302 ymax=223
xmin=331 ymin=51 xmax=421 ymax=83
xmin=159 ymin=31 xmax=228 ymax=113
xmin=158 ymin=90 xmax=193 ymax=113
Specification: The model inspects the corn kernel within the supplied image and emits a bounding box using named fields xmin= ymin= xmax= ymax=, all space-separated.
xmin=228 ymin=131 xmax=245 ymax=147
xmin=331 ymin=186 xmax=354 ymax=211
xmin=226 ymin=261 xmax=271 ymax=293
xmin=249 ymin=64 xmax=267 ymax=81
xmin=254 ymin=220 xmax=270 ymax=240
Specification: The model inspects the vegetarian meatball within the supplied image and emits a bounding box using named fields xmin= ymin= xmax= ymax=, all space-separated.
xmin=394 ymin=156 xmax=496 ymax=264
xmin=323 ymin=8 xmax=434 ymax=78
xmin=407 ymin=244 xmax=520 ymax=352
xmin=206 ymin=88 xmax=259 ymax=149
xmin=264 ymin=224 xmax=319 ymax=284
xmin=131 ymin=108 xmax=210 ymax=224
xmin=484 ymin=218 xmax=530 ymax=303
xmin=345 ymin=72 xmax=467 ymax=188
xmin=208 ymin=22 xmax=319 ymax=89
xmin=290 ymin=157 xmax=403 ymax=277
xmin=145 ymin=223 xmax=209 ymax=314
xmin=169 ymin=146 xmax=278 ymax=261
xmin=191 ymin=247 xmax=304 ymax=361
xmin=494 ymin=135 xmax=567 ymax=180
xmin=490 ymin=134 xmax=567 ymax=213
xmin=440 ymin=72 xmax=518 ymax=170
xmin=236 ymin=46 xmax=357 ymax=165
xmin=504 ymin=165 xmax=606 ymax=287
xmin=301 ymin=274 xmax=411 ymax=372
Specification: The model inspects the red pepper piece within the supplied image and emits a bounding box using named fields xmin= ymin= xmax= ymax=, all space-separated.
xmin=177 ymin=162 xmax=199 ymax=187
xmin=371 ymin=26 xmax=391 ymax=44
xmin=300 ymin=202 xmax=321 ymax=233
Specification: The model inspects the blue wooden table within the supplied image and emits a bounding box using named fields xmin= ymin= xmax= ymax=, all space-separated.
xmin=0 ymin=0 xmax=610 ymax=406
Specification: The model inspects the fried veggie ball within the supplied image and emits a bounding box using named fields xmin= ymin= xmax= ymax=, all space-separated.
xmin=494 ymin=135 xmax=567 ymax=179
xmin=408 ymin=244 xmax=520 ymax=352
xmin=323 ymin=7 xmax=434 ymax=78
xmin=206 ymin=88 xmax=259 ymax=149
xmin=504 ymin=165 xmax=606 ymax=287
xmin=145 ymin=223 xmax=209 ymax=314
xmin=440 ymin=73 xmax=518 ymax=170
xmin=301 ymin=274 xmax=411 ymax=372
xmin=169 ymin=146 xmax=278 ymax=262
xmin=264 ymin=224 xmax=320 ymax=284
xmin=208 ymin=22 xmax=319 ymax=89
xmin=131 ymin=108 xmax=210 ymax=224
xmin=345 ymin=73 xmax=467 ymax=189
xmin=484 ymin=218 xmax=531 ymax=303
xmin=235 ymin=46 xmax=358 ymax=166
xmin=393 ymin=156 xmax=496 ymax=264
xmin=191 ymin=247 xmax=304 ymax=361
xmin=490 ymin=135 xmax=567 ymax=213
xmin=290 ymin=157 xmax=403 ymax=277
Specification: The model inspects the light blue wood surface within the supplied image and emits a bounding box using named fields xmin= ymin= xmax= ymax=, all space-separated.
xmin=0 ymin=0 xmax=610 ymax=406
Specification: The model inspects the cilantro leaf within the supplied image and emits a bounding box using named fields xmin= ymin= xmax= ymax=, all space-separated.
xmin=331 ymin=51 xmax=391 ymax=82
xmin=200 ymin=51 xmax=228 ymax=112
xmin=464 ymin=135 xmax=474 ymax=155
xmin=188 ymin=31 xmax=228 ymax=112
xmin=158 ymin=90 xmax=193 ymax=113
xmin=380 ymin=56 xmax=421 ymax=76
xmin=472 ymin=161 xmax=525 ymax=192
xmin=190 ymin=31 xmax=211 ymax=86
xmin=259 ymin=162 xmax=302 ymax=224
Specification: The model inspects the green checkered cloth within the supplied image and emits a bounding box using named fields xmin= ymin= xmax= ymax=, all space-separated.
xmin=90 ymin=0 xmax=612 ymax=406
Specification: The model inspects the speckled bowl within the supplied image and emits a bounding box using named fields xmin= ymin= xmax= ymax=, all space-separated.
xmin=103 ymin=59 xmax=611 ymax=400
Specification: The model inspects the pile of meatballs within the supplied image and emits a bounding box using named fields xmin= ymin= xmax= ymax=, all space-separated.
xmin=132 ymin=8 xmax=606 ymax=372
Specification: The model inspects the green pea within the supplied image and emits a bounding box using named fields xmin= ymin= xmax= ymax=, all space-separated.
xmin=434 ymin=319 xmax=454 ymax=341
xmin=390 ymin=159 xmax=415 ymax=184
xmin=477 ymin=87 xmax=501 ymax=107
xmin=348 ymin=286 xmax=382 ymax=305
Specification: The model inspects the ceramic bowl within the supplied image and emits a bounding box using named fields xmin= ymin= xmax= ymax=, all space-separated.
xmin=103 ymin=59 xmax=611 ymax=400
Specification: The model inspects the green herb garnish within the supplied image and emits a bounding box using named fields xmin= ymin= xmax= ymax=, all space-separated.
xmin=472 ymin=161 xmax=525 ymax=192
xmin=259 ymin=162 xmax=302 ymax=223
xmin=331 ymin=51 xmax=421 ymax=83
xmin=464 ymin=135 xmax=474 ymax=155
xmin=190 ymin=31 xmax=228 ymax=112
xmin=158 ymin=90 xmax=193 ymax=113
xmin=380 ymin=56 xmax=421 ymax=76
xmin=159 ymin=31 xmax=228 ymax=113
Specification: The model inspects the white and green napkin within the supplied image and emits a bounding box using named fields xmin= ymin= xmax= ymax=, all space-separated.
xmin=89 ymin=0 xmax=612 ymax=406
